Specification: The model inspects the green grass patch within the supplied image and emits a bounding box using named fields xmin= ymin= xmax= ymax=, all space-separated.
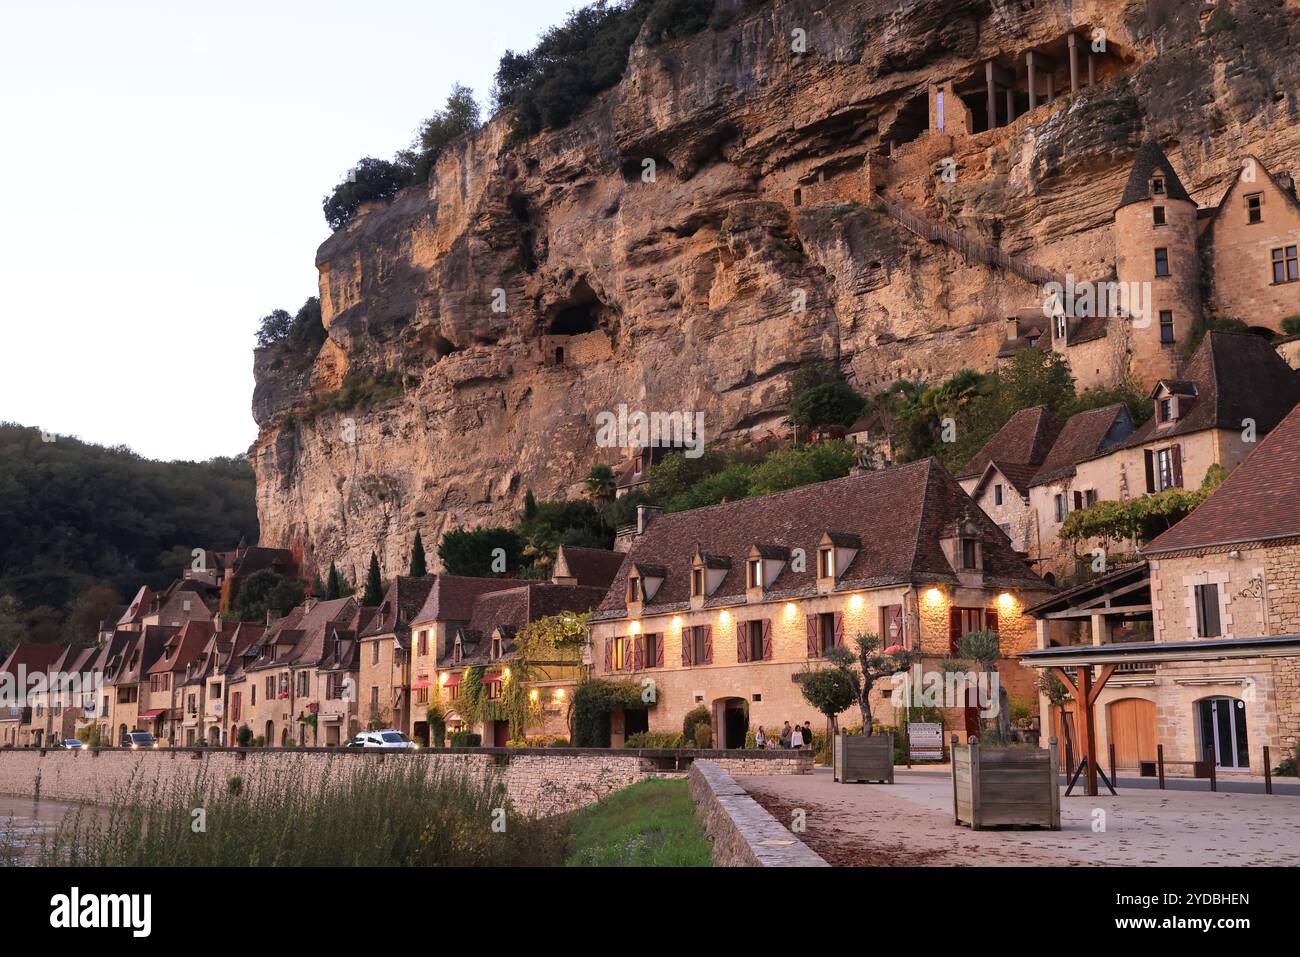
xmin=565 ymin=778 xmax=712 ymax=867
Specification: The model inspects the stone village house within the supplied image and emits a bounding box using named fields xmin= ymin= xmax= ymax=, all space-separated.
xmin=1022 ymin=400 xmax=1300 ymax=776
xmin=589 ymin=460 xmax=1055 ymax=747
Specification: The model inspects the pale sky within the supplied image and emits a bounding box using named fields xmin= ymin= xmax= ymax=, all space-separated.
xmin=0 ymin=0 xmax=579 ymax=461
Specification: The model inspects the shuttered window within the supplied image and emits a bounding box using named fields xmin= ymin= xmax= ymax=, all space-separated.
xmin=1194 ymin=584 xmax=1222 ymax=638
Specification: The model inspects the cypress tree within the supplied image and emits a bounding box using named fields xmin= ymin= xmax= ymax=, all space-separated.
xmin=325 ymin=562 xmax=343 ymax=600
xmin=364 ymin=552 xmax=384 ymax=605
xmin=523 ymin=488 xmax=538 ymax=520
xmin=409 ymin=530 xmax=428 ymax=577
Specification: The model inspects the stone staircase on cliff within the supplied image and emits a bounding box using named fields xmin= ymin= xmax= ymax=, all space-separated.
xmin=874 ymin=193 xmax=1066 ymax=290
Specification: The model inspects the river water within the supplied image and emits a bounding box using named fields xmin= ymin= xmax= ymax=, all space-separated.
xmin=0 ymin=794 xmax=81 ymax=864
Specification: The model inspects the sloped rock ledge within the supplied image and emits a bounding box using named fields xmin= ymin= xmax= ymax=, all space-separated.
xmin=689 ymin=760 xmax=828 ymax=867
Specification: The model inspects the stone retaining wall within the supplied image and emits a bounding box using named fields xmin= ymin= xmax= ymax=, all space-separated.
xmin=688 ymin=760 xmax=828 ymax=867
xmin=0 ymin=747 xmax=811 ymax=816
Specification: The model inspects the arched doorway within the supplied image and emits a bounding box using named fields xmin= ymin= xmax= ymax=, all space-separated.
xmin=1196 ymin=696 xmax=1249 ymax=769
xmin=712 ymin=697 xmax=749 ymax=749
xmin=280 ymin=727 xmax=290 ymax=747
xmin=117 ymin=723 xmax=128 ymax=747
xmin=230 ymin=724 xmax=238 ymax=746
xmin=264 ymin=720 xmax=274 ymax=746
xmin=1107 ymin=698 xmax=1156 ymax=768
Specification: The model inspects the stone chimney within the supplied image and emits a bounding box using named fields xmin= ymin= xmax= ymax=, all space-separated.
xmin=636 ymin=504 xmax=664 ymax=534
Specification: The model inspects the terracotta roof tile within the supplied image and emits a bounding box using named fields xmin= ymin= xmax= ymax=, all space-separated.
xmin=957 ymin=406 xmax=1062 ymax=481
xmin=552 ymin=545 xmax=624 ymax=590
xmin=1030 ymin=403 xmax=1135 ymax=486
xmin=1118 ymin=140 xmax=1192 ymax=210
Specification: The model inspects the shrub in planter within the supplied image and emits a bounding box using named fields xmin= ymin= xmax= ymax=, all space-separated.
xmin=682 ymin=705 xmax=711 ymax=744
xmin=449 ymin=731 xmax=482 ymax=748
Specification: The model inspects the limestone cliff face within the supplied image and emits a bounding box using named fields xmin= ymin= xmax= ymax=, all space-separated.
xmin=251 ymin=0 xmax=1300 ymax=583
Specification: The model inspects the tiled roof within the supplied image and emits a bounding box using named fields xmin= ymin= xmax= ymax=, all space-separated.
xmin=1117 ymin=140 xmax=1192 ymax=210
xmin=147 ymin=620 xmax=213 ymax=676
xmin=957 ymin=406 xmax=1062 ymax=481
xmin=1143 ymin=402 xmax=1300 ymax=553
xmin=358 ymin=576 xmax=436 ymax=640
xmin=594 ymin=458 xmax=1046 ymax=619
xmin=447 ymin=582 xmax=606 ymax=667
xmin=114 ymin=626 xmax=176 ymax=685
xmin=117 ymin=585 xmax=156 ymax=626
xmin=981 ymin=460 xmax=1041 ymax=497
xmin=552 ymin=545 xmax=624 ymax=590
xmin=409 ymin=576 xmax=524 ymax=631
xmin=1104 ymin=332 xmax=1300 ymax=454
xmin=0 ymin=643 xmax=63 ymax=678
xmin=1030 ymin=403 xmax=1135 ymax=487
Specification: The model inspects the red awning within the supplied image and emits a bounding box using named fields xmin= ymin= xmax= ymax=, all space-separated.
xmin=411 ymin=679 xmax=431 ymax=690
xmin=444 ymin=674 xmax=461 ymax=687
xmin=138 ymin=709 xmax=166 ymax=719
xmin=482 ymin=674 xmax=502 ymax=684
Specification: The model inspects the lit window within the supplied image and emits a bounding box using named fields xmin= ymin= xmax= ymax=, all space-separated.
xmin=748 ymin=560 xmax=763 ymax=589
xmin=691 ymin=568 xmax=704 ymax=597
xmin=487 ymin=679 xmax=503 ymax=701
xmin=627 ymin=577 xmax=642 ymax=603
xmin=610 ymin=638 xmax=627 ymax=671
xmin=818 ymin=548 xmax=835 ymax=579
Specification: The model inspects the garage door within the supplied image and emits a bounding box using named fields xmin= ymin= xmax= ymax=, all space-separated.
xmin=1107 ymin=698 xmax=1156 ymax=768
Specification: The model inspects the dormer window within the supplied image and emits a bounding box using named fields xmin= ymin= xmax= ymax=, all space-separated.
xmin=1151 ymin=175 xmax=1165 ymax=195
xmin=961 ymin=538 xmax=978 ymax=571
xmin=1158 ymin=397 xmax=1176 ymax=422
xmin=691 ymin=568 xmax=704 ymax=597
xmin=1054 ymin=313 xmax=1067 ymax=342
xmin=453 ymin=636 xmax=463 ymax=664
xmin=491 ymin=635 xmax=502 ymax=660
xmin=818 ymin=547 xmax=835 ymax=579
xmin=627 ymin=576 xmax=643 ymax=603
xmin=747 ymin=559 xmax=763 ymax=590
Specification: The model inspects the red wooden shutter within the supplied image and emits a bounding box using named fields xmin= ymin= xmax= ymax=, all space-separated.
xmin=761 ymin=619 xmax=773 ymax=660
xmin=655 ymin=634 xmax=665 ymax=668
xmin=624 ymin=638 xmax=635 ymax=672
xmin=703 ymin=626 xmax=713 ymax=664
xmin=949 ymin=608 xmax=962 ymax=654
xmin=1171 ymin=444 xmax=1183 ymax=487
xmin=682 ymin=629 xmax=693 ymax=667
xmin=737 ymin=622 xmax=750 ymax=663
xmin=1144 ymin=450 xmax=1155 ymax=493
xmin=806 ymin=615 xmax=818 ymax=657
xmin=833 ymin=612 xmax=845 ymax=647
xmin=605 ymin=637 xmax=612 ymax=673
xmin=633 ymin=636 xmax=643 ymax=671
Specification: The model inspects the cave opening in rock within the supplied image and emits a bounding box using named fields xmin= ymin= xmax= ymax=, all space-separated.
xmin=545 ymin=279 xmax=605 ymax=336
xmin=881 ymin=90 xmax=929 ymax=152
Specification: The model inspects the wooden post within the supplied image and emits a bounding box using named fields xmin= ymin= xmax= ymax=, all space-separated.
xmin=1264 ymin=746 xmax=1272 ymax=795
xmin=969 ymin=737 xmax=982 ymax=830
xmin=1005 ymin=86 xmax=1015 ymax=124
xmin=1109 ymin=742 xmax=1117 ymax=790
xmin=1027 ymin=51 xmax=1037 ymax=110
xmin=986 ymin=60 xmax=997 ymax=130
xmin=1207 ymin=740 xmax=1217 ymax=792
xmin=1077 ymin=665 xmax=1097 ymax=796
xmin=1157 ymin=743 xmax=1165 ymax=789
xmin=1068 ymin=32 xmax=1079 ymax=92
xmin=1048 ymin=736 xmax=1061 ymax=828
xmin=951 ymin=734 xmax=960 ymax=824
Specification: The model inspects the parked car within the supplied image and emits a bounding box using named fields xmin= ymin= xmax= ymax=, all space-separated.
xmin=345 ymin=730 xmax=418 ymax=751
xmin=58 ymin=738 xmax=83 ymax=750
xmin=121 ymin=731 xmax=158 ymax=750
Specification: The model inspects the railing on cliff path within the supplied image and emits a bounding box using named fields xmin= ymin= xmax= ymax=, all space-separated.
xmin=874 ymin=194 xmax=1066 ymax=290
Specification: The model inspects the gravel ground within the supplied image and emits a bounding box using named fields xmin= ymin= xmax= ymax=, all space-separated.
xmin=740 ymin=767 xmax=1300 ymax=867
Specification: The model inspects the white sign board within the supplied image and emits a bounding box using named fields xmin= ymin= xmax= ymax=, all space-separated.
xmin=908 ymin=721 xmax=944 ymax=761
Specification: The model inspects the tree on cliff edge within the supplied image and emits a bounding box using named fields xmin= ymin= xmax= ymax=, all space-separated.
xmin=325 ymin=562 xmax=343 ymax=600
xmin=409 ymin=532 xmax=428 ymax=577
xmin=363 ymin=553 xmax=384 ymax=606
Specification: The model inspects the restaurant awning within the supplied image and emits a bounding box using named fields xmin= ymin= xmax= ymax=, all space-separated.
xmin=138 ymin=708 xmax=166 ymax=719
xmin=482 ymin=674 xmax=502 ymax=684
xmin=411 ymin=678 xmax=431 ymax=690
xmin=444 ymin=674 xmax=461 ymax=687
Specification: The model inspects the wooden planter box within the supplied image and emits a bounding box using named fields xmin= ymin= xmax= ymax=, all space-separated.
xmin=834 ymin=733 xmax=894 ymax=784
xmin=952 ymin=739 xmax=1060 ymax=830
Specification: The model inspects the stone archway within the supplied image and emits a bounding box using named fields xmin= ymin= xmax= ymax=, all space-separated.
xmin=712 ymin=697 xmax=749 ymax=750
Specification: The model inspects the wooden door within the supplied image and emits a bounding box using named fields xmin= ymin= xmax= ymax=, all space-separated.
xmin=1107 ymin=698 xmax=1156 ymax=768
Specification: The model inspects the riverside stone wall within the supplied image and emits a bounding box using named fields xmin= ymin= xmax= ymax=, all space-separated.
xmin=0 ymin=747 xmax=811 ymax=816
xmin=688 ymin=760 xmax=827 ymax=867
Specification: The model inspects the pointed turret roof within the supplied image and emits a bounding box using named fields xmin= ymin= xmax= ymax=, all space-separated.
xmin=1118 ymin=140 xmax=1192 ymax=210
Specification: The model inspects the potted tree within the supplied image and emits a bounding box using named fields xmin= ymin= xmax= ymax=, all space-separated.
xmin=799 ymin=666 xmax=855 ymax=769
xmin=812 ymin=632 xmax=917 ymax=783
